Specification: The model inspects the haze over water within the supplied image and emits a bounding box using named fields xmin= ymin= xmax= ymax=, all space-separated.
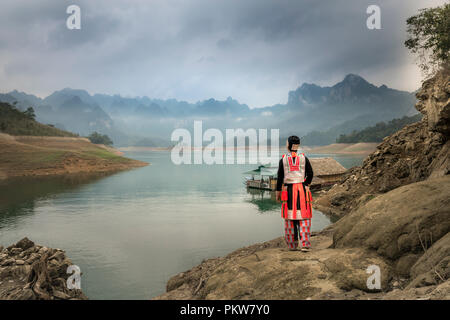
xmin=0 ymin=151 xmax=364 ymax=299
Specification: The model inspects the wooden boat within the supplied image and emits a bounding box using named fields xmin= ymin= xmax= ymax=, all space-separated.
xmin=243 ymin=157 xmax=347 ymax=191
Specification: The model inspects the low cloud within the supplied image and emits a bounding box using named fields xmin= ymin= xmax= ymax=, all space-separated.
xmin=0 ymin=0 xmax=447 ymax=107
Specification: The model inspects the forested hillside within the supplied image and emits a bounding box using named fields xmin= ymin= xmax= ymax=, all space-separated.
xmin=336 ymin=114 xmax=422 ymax=143
xmin=0 ymin=102 xmax=78 ymax=137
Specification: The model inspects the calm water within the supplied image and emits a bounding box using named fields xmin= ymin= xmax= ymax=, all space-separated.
xmin=0 ymin=151 xmax=364 ymax=299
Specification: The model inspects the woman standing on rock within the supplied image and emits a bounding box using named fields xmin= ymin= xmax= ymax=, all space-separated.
xmin=276 ymin=136 xmax=314 ymax=252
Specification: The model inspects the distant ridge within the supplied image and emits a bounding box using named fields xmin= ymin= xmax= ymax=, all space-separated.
xmin=0 ymin=74 xmax=417 ymax=146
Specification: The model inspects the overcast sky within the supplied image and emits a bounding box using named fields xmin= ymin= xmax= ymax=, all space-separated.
xmin=0 ymin=0 xmax=446 ymax=108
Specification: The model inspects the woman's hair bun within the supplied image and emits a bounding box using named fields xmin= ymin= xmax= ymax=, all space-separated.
xmin=288 ymin=135 xmax=300 ymax=151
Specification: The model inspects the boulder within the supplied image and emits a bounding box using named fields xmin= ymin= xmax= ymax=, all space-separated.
xmin=332 ymin=175 xmax=450 ymax=262
xmin=14 ymin=237 xmax=34 ymax=251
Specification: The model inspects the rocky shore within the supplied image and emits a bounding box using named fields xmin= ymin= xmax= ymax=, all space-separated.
xmin=0 ymin=238 xmax=87 ymax=300
xmin=155 ymin=68 xmax=449 ymax=300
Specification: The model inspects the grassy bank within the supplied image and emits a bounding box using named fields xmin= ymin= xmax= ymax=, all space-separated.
xmin=0 ymin=102 xmax=148 ymax=179
xmin=0 ymin=134 xmax=148 ymax=179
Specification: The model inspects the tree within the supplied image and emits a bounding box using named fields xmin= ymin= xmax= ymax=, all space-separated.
xmin=405 ymin=4 xmax=450 ymax=75
xmin=87 ymin=131 xmax=113 ymax=146
xmin=23 ymin=107 xmax=36 ymax=120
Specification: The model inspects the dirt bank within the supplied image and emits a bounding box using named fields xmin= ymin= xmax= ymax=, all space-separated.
xmin=0 ymin=133 xmax=148 ymax=180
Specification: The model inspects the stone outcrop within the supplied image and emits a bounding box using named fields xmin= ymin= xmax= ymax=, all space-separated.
xmin=315 ymin=68 xmax=450 ymax=218
xmin=0 ymin=238 xmax=87 ymax=300
xmin=416 ymin=68 xmax=450 ymax=135
xmin=332 ymin=175 xmax=450 ymax=283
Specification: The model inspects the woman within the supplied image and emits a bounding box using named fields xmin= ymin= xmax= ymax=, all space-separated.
xmin=276 ymin=135 xmax=314 ymax=252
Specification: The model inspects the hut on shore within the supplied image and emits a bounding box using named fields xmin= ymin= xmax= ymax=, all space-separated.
xmin=308 ymin=157 xmax=347 ymax=189
xmin=243 ymin=157 xmax=347 ymax=191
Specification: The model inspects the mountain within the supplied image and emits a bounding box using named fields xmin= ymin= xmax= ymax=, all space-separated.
xmin=279 ymin=74 xmax=417 ymax=143
xmin=0 ymin=74 xmax=417 ymax=146
xmin=289 ymin=74 xmax=393 ymax=105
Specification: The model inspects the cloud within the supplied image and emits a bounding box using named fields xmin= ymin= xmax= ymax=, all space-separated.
xmin=0 ymin=0 xmax=447 ymax=107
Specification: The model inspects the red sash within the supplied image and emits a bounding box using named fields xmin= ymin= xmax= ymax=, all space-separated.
xmin=281 ymin=183 xmax=313 ymax=219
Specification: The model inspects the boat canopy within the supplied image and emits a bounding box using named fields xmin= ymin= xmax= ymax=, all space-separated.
xmin=243 ymin=165 xmax=278 ymax=177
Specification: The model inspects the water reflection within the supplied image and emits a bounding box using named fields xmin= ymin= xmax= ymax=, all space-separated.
xmin=245 ymin=188 xmax=279 ymax=213
xmin=0 ymin=173 xmax=111 ymax=229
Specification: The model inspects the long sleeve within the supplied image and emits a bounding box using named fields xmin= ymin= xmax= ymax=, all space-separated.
xmin=304 ymin=156 xmax=314 ymax=186
xmin=276 ymin=158 xmax=284 ymax=191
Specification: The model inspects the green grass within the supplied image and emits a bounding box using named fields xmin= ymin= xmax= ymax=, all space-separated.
xmin=30 ymin=151 xmax=66 ymax=164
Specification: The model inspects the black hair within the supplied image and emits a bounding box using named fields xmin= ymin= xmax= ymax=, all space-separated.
xmin=287 ymin=135 xmax=300 ymax=151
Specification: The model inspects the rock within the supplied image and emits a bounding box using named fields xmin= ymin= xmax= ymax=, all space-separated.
xmin=409 ymin=232 xmax=450 ymax=287
xmin=15 ymin=238 xmax=35 ymax=251
xmin=395 ymin=254 xmax=421 ymax=277
xmin=9 ymin=248 xmax=22 ymax=255
xmin=0 ymin=239 xmax=88 ymax=300
xmin=0 ymin=246 xmax=3 ymax=252
xmin=15 ymin=260 xmax=25 ymax=265
xmin=331 ymin=193 xmax=352 ymax=206
xmin=415 ymin=68 xmax=450 ymax=135
xmin=48 ymin=251 xmax=65 ymax=262
xmin=407 ymin=272 xmax=437 ymax=288
xmin=25 ymin=253 xmax=40 ymax=265
xmin=332 ymin=176 xmax=450 ymax=261
xmin=53 ymin=290 xmax=70 ymax=300
xmin=1 ymin=259 xmax=15 ymax=267
xmin=39 ymin=247 xmax=48 ymax=254
xmin=322 ymin=251 xmax=391 ymax=292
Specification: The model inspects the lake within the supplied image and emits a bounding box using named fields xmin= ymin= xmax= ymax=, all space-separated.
xmin=0 ymin=151 xmax=365 ymax=299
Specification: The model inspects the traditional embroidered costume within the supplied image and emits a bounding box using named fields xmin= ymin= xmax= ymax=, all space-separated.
xmin=276 ymin=138 xmax=314 ymax=251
